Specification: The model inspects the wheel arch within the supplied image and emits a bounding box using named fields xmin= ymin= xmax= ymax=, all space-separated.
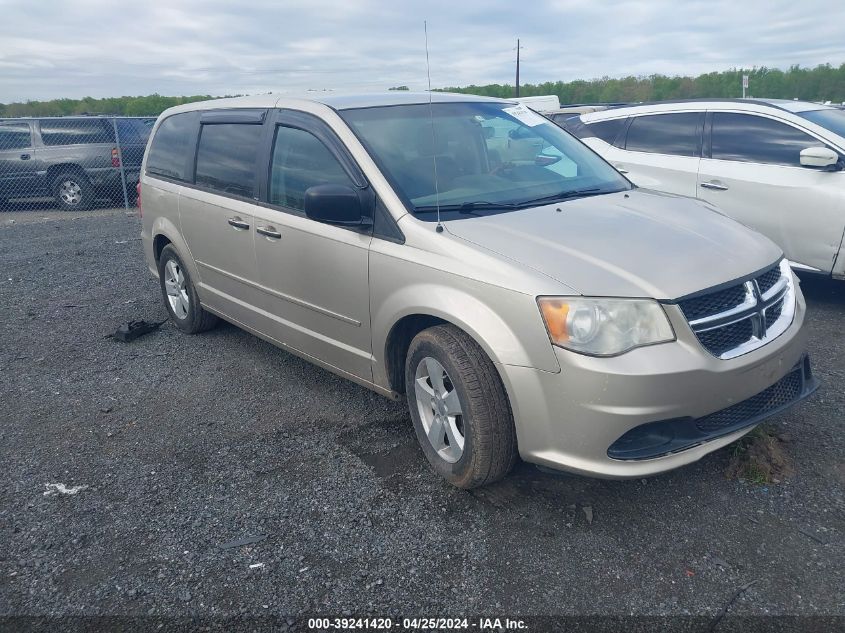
xmin=46 ymin=163 xmax=88 ymax=181
xmin=149 ymin=216 xmax=201 ymax=286
xmin=375 ymin=284 xmax=559 ymax=394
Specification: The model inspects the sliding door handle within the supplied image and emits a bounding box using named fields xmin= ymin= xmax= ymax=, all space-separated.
xmin=700 ymin=182 xmax=729 ymax=191
xmin=256 ymin=226 xmax=282 ymax=239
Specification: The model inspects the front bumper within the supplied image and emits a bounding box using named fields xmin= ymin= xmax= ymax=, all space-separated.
xmin=498 ymin=290 xmax=813 ymax=478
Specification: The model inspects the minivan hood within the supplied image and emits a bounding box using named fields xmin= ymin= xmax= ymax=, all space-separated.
xmin=444 ymin=189 xmax=782 ymax=300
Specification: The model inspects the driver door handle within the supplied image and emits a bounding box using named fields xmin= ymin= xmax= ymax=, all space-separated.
xmin=700 ymin=181 xmax=729 ymax=191
xmin=227 ymin=217 xmax=250 ymax=230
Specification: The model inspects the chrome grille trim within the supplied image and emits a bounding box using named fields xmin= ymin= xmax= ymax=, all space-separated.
xmin=680 ymin=260 xmax=796 ymax=360
xmin=688 ymin=281 xmax=756 ymax=329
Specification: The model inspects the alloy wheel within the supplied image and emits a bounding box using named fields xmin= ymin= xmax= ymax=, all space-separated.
xmin=163 ymin=259 xmax=190 ymax=319
xmin=414 ymin=357 xmax=466 ymax=463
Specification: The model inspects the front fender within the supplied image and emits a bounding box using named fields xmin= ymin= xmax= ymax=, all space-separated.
xmin=370 ymin=275 xmax=561 ymax=390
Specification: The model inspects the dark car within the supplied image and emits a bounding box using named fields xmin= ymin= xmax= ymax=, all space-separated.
xmin=0 ymin=116 xmax=155 ymax=211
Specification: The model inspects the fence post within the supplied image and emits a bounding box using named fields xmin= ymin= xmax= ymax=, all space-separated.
xmin=111 ymin=117 xmax=130 ymax=210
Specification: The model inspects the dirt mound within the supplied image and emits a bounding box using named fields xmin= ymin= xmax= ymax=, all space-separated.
xmin=726 ymin=425 xmax=793 ymax=484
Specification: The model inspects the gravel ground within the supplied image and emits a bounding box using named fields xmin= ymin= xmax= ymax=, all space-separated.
xmin=1 ymin=210 xmax=843 ymax=628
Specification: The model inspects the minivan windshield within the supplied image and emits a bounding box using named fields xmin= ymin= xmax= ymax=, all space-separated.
xmin=798 ymin=108 xmax=845 ymax=140
xmin=340 ymin=102 xmax=630 ymax=217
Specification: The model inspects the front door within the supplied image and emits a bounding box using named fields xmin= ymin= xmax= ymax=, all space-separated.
xmin=698 ymin=111 xmax=845 ymax=273
xmin=250 ymin=111 xmax=373 ymax=381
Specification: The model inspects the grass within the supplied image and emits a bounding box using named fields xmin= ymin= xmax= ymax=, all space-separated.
xmin=725 ymin=424 xmax=793 ymax=484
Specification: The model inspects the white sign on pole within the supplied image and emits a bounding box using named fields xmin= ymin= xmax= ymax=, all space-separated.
xmin=742 ymin=75 xmax=749 ymax=89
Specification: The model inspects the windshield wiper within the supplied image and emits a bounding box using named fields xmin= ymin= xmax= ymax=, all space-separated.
xmin=413 ymin=189 xmax=614 ymax=215
xmin=518 ymin=187 xmax=608 ymax=206
xmin=413 ymin=201 xmax=523 ymax=214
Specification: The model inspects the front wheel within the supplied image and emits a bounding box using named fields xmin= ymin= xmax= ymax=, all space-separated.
xmin=157 ymin=245 xmax=218 ymax=334
xmin=405 ymin=324 xmax=518 ymax=489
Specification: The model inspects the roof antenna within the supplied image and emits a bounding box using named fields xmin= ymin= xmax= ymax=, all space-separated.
xmin=424 ymin=20 xmax=443 ymax=233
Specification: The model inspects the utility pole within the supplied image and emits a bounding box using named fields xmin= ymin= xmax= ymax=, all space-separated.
xmin=514 ymin=39 xmax=524 ymax=97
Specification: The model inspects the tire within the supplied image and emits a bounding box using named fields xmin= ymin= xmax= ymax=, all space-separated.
xmin=157 ymin=244 xmax=218 ymax=334
xmin=405 ymin=324 xmax=518 ymax=489
xmin=52 ymin=171 xmax=94 ymax=211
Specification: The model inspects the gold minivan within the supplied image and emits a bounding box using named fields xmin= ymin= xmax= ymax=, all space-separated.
xmin=140 ymin=93 xmax=816 ymax=489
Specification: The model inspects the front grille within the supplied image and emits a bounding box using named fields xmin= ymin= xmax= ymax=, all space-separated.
xmin=757 ymin=267 xmax=781 ymax=295
xmin=675 ymin=261 xmax=792 ymax=359
xmin=696 ymin=368 xmax=802 ymax=432
xmin=765 ymin=300 xmax=784 ymax=329
xmin=678 ymin=285 xmax=747 ymax=321
xmin=697 ymin=319 xmax=754 ymax=357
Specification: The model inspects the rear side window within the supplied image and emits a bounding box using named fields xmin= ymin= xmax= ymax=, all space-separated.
xmin=116 ymin=118 xmax=155 ymax=144
xmin=269 ymin=126 xmax=354 ymax=211
xmin=39 ymin=119 xmax=114 ymax=145
xmin=0 ymin=122 xmax=32 ymax=149
xmin=711 ymin=113 xmax=825 ymax=167
xmin=146 ymin=112 xmax=199 ymax=181
xmin=589 ymin=118 xmax=627 ymax=145
xmin=625 ymin=113 xmax=701 ymax=157
xmin=195 ymin=123 xmax=263 ymax=198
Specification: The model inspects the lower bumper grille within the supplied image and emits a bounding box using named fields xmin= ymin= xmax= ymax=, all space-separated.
xmin=607 ymin=355 xmax=817 ymax=461
xmin=696 ymin=368 xmax=802 ymax=433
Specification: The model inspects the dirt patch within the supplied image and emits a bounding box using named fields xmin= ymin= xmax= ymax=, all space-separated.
xmin=725 ymin=424 xmax=794 ymax=484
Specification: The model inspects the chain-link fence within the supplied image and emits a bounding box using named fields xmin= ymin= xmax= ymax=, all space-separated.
xmin=0 ymin=116 xmax=155 ymax=212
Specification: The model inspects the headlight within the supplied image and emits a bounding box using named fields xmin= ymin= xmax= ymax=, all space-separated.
xmin=537 ymin=297 xmax=675 ymax=356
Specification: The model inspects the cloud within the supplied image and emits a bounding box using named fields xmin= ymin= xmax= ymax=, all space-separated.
xmin=0 ymin=0 xmax=843 ymax=101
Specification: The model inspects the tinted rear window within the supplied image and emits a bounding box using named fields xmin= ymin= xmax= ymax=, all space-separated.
xmin=0 ymin=122 xmax=32 ymax=149
xmin=146 ymin=112 xmax=199 ymax=181
xmin=625 ymin=113 xmax=701 ymax=157
xmin=116 ymin=118 xmax=155 ymax=144
xmin=589 ymin=118 xmax=627 ymax=145
xmin=39 ymin=119 xmax=114 ymax=145
xmin=711 ymin=113 xmax=824 ymax=167
xmin=195 ymin=123 xmax=262 ymax=198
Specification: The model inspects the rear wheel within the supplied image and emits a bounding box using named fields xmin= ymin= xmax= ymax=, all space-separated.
xmin=52 ymin=172 xmax=94 ymax=211
xmin=157 ymin=244 xmax=218 ymax=334
xmin=405 ymin=324 xmax=517 ymax=489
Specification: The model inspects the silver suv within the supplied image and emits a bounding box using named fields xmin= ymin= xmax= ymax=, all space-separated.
xmin=139 ymin=93 xmax=816 ymax=489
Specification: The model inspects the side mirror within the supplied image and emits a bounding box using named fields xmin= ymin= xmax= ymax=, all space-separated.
xmin=799 ymin=146 xmax=840 ymax=170
xmin=304 ymin=184 xmax=371 ymax=227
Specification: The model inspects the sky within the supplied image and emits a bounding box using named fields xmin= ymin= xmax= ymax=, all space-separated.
xmin=1 ymin=0 xmax=844 ymax=102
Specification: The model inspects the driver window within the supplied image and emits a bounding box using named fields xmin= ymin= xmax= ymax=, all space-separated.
xmin=270 ymin=126 xmax=354 ymax=211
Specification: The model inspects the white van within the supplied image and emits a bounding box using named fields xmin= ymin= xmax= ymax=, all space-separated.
xmin=514 ymin=95 xmax=561 ymax=113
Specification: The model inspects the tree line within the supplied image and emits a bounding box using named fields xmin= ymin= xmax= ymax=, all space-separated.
xmin=2 ymin=63 xmax=844 ymax=118
xmin=0 ymin=94 xmax=225 ymax=118
xmin=441 ymin=64 xmax=845 ymax=104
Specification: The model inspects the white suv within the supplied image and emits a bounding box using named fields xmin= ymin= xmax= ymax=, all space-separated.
xmin=564 ymin=99 xmax=845 ymax=278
